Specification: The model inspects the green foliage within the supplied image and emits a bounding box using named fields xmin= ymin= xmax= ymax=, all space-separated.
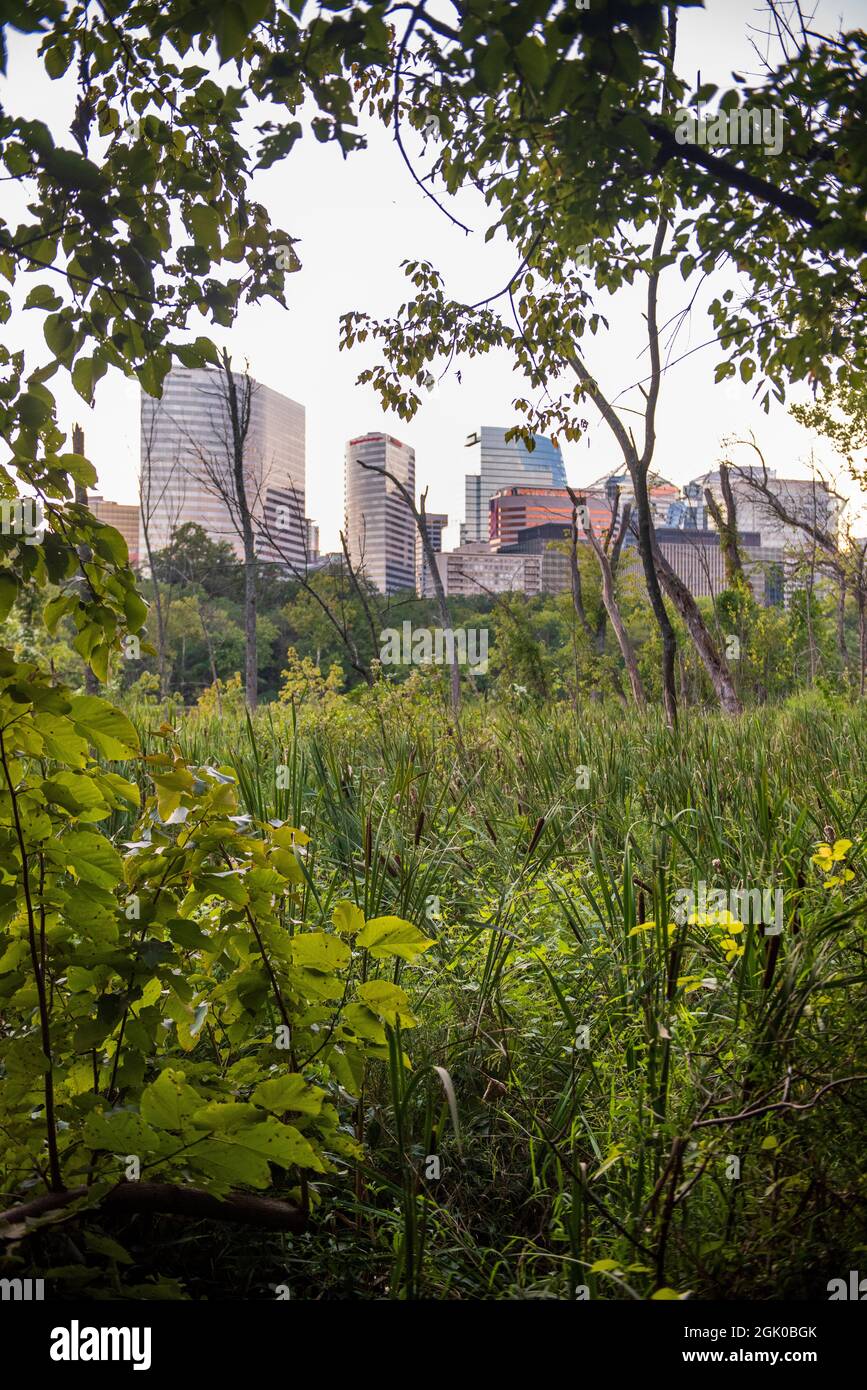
xmin=342 ymin=2 xmax=867 ymax=432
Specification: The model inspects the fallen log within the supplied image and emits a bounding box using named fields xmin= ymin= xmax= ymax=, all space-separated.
xmin=0 ymin=1181 xmax=307 ymax=1235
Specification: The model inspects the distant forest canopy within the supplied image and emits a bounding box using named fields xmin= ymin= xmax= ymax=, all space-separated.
xmin=6 ymin=519 xmax=860 ymax=709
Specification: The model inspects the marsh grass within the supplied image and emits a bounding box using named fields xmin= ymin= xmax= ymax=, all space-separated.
xmin=95 ymin=691 xmax=867 ymax=1299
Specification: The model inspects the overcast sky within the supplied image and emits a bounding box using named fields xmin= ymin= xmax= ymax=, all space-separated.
xmin=3 ymin=0 xmax=866 ymax=551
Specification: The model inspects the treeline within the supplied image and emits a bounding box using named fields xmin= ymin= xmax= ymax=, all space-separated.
xmin=9 ymin=520 xmax=856 ymax=709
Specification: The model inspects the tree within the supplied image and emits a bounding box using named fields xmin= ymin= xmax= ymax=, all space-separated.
xmin=703 ymin=461 xmax=744 ymax=589
xmin=341 ymin=0 xmax=866 ymax=719
xmin=0 ymin=0 xmax=398 ymax=1245
xmin=167 ymin=355 xmax=260 ymax=709
xmin=356 ymin=458 xmax=462 ymax=715
xmin=727 ymin=438 xmax=866 ymax=695
xmin=569 ymin=485 xmax=645 ymax=709
xmin=139 ymin=410 xmax=189 ymax=699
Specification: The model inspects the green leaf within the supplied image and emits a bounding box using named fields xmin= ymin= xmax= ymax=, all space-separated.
xmin=191 ymin=1102 xmax=259 ymax=1131
xmin=213 ymin=2 xmax=252 ymax=62
xmin=356 ymin=979 xmax=418 ymax=1029
xmin=616 ymin=112 xmax=655 ymax=164
xmin=251 ymin=1073 xmax=326 ymax=1116
xmin=356 ymin=916 xmax=433 ymax=962
xmin=0 ymin=573 xmax=18 ymax=622
xmin=71 ymin=355 xmax=107 ymax=404
xmin=291 ymin=931 xmax=351 ymax=972
xmin=69 ymin=695 xmax=140 ymax=759
xmin=332 ymin=899 xmax=364 ymax=935
xmin=82 ymin=1110 xmax=160 ymax=1155
xmin=342 ymin=1002 xmax=387 ymax=1045
xmin=24 ymin=283 xmax=62 ymax=310
xmin=208 ymin=1117 xmax=325 ymax=1177
xmin=55 ymin=829 xmax=123 ymax=888
xmin=515 ymin=37 xmax=549 ymax=89
xmin=188 ymin=203 xmax=221 ymax=252
xmin=140 ymin=1068 xmax=202 ymax=1131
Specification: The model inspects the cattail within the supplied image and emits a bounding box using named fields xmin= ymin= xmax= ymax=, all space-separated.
xmin=527 ymin=816 xmax=545 ymax=856
xmin=414 ymin=809 xmax=425 ymax=845
xmin=762 ymin=934 xmax=781 ymax=990
xmin=484 ymin=817 xmax=498 ymax=845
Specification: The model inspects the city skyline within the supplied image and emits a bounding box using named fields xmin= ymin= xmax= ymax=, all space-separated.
xmin=97 ymin=395 xmax=850 ymax=606
xmin=3 ymin=4 xmax=864 ymax=556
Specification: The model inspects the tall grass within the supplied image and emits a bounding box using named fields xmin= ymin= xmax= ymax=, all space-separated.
xmin=111 ymin=691 xmax=867 ymax=1298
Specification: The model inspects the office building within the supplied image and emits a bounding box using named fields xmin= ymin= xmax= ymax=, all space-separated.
xmin=500 ymin=520 xmax=787 ymax=606
xmin=435 ymin=541 xmax=542 ymax=597
xmin=139 ymin=366 xmax=306 ymax=569
xmin=689 ymin=467 xmax=843 ymax=550
xmin=345 ymin=433 xmax=416 ymax=594
xmin=580 ymin=470 xmax=680 ymax=531
xmin=489 ymin=487 xmax=574 ymax=549
xmin=463 ymin=428 xmax=567 ymax=542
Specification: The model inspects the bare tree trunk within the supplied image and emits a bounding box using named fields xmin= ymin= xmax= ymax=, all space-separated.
xmin=417 ymin=490 xmax=460 ymax=715
xmin=219 ymin=351 xmax=257 ymax=712
xmin=339 ymin=529 xmax=384 ymax=671
xmin=586 ymin=527 xmax=645 ymax=709
xmin=355 ymin=461 xmax=461 ymax=716
xmin=569 ymin=505 xmax=595 ymax=645
xmin=137 ymin=415 xmax=174 ymax=701
xmin=195 ymin=594 xmax=222 ymax=715
xmin=836 ymin=575 xmax=849 ymax=677
xmin=243 ymin=539 xmax=257 ymax=711
xmin=631 ymin=465 xmax=679 ymax=724
xmin=704 ymin=461 xmax=744 ymax=586
xmin=571 ymin=490 xmax=645 ymax=709
xmin=653 ymin=545 xmax=742 ymax=714
xmin=805 ymin=550 xmax=817 ymax=687
xmin=143 ymin=522 xmax=170 ymax=699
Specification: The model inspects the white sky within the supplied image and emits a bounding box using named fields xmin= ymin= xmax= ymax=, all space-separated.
xmin=2 ymin=0 xmax=866 ymax=551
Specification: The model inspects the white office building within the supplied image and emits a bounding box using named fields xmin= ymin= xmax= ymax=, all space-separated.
xmin=345 ymin=433 xmax=416 ymax=593
xmin=139 ymin=366 xmax=306 ymax=568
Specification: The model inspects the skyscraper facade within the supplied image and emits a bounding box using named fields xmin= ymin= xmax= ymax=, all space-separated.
xmin=463 ymin=428 xmax=567 ymax=542
xmin=345 ymin=433 xmax=416 ymax=594
xmin=139 ymin=366 xmax=306 ymax=569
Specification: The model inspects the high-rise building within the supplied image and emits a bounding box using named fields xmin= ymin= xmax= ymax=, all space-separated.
xmin=345 ymin=433 xmax=416 ymax=594
xmin=690 ymin=467 xmax=842 ymax=550
xmin=87 ymin=494 xmax=140 ymax=567
xmin=417 ymin=512 xmax=448 ymax=595
xmin=139 ymin=366 xmax=306 ymax=569
xmin=463 ymin=428 xmax=567 ymax=542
